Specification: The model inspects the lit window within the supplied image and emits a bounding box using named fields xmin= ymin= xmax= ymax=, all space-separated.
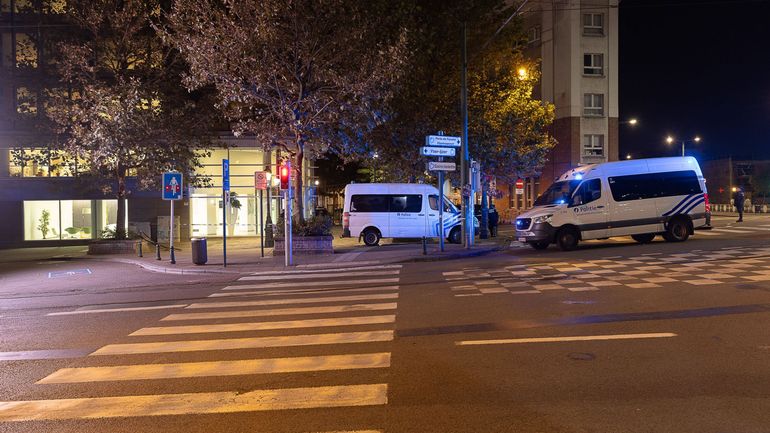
xmin=583 ymin=13 xmax=604 ymax=36
xmin=15 ymin=33 xmax=38 ymax=68
xmin=43 ymin=0 xmax=67 ymax=14
xmin=16 ymin=87 xmax=37 ymax=115
xmin=583 ymin=53 xmax=603 ymax=76
xmin=583 ymin=93 xmax=604 ymax=116
xmin=582 ymin=135 xmax=605 ymax=157
xmin=13 ymin=0 xmax=33 ymax=13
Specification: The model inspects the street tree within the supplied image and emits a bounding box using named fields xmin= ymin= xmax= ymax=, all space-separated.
xmin=44 ymin=0 xmax=214 ymax=239
xmin=162 ymin=0 xmax=408 ymax=222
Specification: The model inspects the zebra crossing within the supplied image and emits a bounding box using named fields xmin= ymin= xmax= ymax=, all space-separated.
xmin=0 ymin=264 xmax=402 ymax=431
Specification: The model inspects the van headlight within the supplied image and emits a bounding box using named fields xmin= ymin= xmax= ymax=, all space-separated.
xmin=532 ymin=214 xmax=553 ymax=224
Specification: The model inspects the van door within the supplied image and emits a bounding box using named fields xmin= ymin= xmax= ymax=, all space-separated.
xmin=607 ymin=173 xmax=661 ymax=237
xmin=568 ymin=178 xmax=609 ymax=240
xmin=389 ymin=194 xmax=424 ymax=237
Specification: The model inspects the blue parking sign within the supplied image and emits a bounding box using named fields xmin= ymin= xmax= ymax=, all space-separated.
xmin=162 ymin=172 xmax=183 ymax=200
xmin=222 ymin=159 xmax=230 ymax=192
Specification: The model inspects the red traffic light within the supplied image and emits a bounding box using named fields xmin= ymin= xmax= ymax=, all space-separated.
xmin=279 ymin=165 xmax=290 ymax=190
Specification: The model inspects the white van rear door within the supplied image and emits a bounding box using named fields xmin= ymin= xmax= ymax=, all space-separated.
xmin=389 ymin=194 xmax=424 ymax=237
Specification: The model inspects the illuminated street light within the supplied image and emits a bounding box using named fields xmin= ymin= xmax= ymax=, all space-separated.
xmin=314 ymin=179 xmax=319 ymax=186
xmin=626 ymin=154 xmax=632 ymax=160
xmin=621 ymin=118 xmax=638 ymax=126
xmin=517 ymin=67 xmax=528 ymax=79
xmin=666 ymin=135 xmax=702 ymax=156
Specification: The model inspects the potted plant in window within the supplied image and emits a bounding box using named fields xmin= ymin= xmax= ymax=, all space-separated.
xmin=37 ymin=210 xmax=51 ymax=240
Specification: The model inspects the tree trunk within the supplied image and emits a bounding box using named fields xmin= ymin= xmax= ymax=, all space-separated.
xmin=294 ymin=147 xmax=305 ymax=224
xmin=115 ymin=167 xmax=127 ymax=239
xmin=480 ymin=176 xmax=489 ymax=239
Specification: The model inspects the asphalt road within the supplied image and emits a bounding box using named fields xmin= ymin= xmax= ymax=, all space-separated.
xmin=0 ymin=214 xmax=768 ymax=432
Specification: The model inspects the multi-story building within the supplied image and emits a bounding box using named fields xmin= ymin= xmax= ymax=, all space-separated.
xmin=495 ymin=0 xmax=620 ymax=221
xmin=0 ymin=1 xmax=314 ymax=248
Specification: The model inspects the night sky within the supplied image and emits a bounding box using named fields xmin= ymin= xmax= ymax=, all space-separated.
xmin=619 ymin=0 xmax=770 ymax=161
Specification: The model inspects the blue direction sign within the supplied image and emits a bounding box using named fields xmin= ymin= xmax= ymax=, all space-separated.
xmin=425 ymin=135 xmax=461 ymax=148
xmin=162 ymin=172 xmax=183 ymax=200
xmin=222 ymin=159 xmax=230 ymax=191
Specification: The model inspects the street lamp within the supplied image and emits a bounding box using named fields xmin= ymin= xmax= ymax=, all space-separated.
xmin=626 ymin=154 xmax=632 ymax=160
xmin=666 ymin=135 xmax=701 ymax=157
xmin=620 ymin=118 xmax=638 ymax=126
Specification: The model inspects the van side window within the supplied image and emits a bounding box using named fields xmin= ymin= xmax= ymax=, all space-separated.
xmin=429 ymin=195 xmax=453 ymax=212
xmin=608 ymin=170 xmax=701 ymax=202
xmin=350 ymin=195 xmax=389 ymax=212
xmin=390 ymin=195 xmax=422 ymax=213
xmin=573 ymin=179 xmax=602 ymax=205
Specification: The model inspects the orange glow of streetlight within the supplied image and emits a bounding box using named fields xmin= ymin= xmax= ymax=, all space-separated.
xmin=517 ymin=67 xmax=528 ymax=79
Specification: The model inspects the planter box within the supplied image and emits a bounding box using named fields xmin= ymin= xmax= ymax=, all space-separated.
xmin=87 ymin=239 xmax=139 ymax=255
xmin=273 ymin=236 xmax=334 ymax=255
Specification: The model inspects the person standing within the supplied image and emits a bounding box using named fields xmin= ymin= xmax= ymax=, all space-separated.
xmin=734 ymin=187 xmax=746 ymax=222
xmin=488 ymin=204 xmax=499 ymax=237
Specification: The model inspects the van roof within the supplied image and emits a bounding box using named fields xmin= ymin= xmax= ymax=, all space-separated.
xmin=344 ymin=183 xmax=439 ymax=193
xmin=557 ymin=156 xmax=703 ymax=181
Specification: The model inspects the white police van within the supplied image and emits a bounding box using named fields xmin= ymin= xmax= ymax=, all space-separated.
xmin=342 ymin=183 xmax=474 ymax=246
xmin=515 ymin=157 xmax=711 ymax=251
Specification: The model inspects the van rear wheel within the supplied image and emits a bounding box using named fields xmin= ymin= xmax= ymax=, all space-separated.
xmin=663 ymin=218 xmax=690 ymax=242
xmin=448 ymin=227 xmax=462 ymax=244
xmin=631 ymin=233 xmax=655 ymax=244
xmin=362 ymin=228 xmax=381 ymax=246
xmin=556 ymin=227 xmax=579 ymax=251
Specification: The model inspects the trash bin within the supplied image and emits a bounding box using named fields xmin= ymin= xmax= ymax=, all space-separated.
xmin=191 ymin=237 xmax=207 ymax=265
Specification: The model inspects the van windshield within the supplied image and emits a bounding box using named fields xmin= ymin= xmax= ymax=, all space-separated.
xmin=534 ymin=180 xmax=581 ymax=206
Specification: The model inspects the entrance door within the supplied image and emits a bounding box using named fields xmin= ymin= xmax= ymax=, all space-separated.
xmin=568 ymin=178 xmax=609 ymax=240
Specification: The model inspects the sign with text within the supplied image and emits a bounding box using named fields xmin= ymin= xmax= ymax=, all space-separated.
xmin=515 ymin=178 xmax=524 ymax=195
xmin=162 ymin=172 xmax=183 ymax=200
xmin=425 ymin=135 xmax=461 ymax=148
xmin=222 ymin=159 xmax=230 ymax=191
xmin=420 ymin=146 xmax=456 ymax=157
xmin=427 ymin=161 xmax=456 ymax=172
xmin=254 ymin=171 xmax=268 ymax=190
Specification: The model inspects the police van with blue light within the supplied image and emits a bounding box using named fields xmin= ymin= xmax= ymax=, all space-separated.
xmin=342 ymin=183 xmax=478 ymax=246
xmin=515 ymin=157 xmax=711 ymax=251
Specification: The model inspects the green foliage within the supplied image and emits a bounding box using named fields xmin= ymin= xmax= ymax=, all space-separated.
xmin=275 ymin=215 xmax=333 ymax=237
xmin=37 ymin=210 xmax=51 ymax=239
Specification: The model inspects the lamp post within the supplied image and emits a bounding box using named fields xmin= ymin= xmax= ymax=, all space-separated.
xmin=620 ymin=118 xmax=638 ymax=126
xmin=264 ymin=170 xmax=274 ymax=247
xmin=666 ymin=135 xmax=701 ymax=157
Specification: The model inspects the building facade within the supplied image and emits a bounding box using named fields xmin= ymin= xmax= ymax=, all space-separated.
xmin=0 ymin=1 xmax=314 ymax=248
xmin=495 ymin=0 xmax=620 ymax=221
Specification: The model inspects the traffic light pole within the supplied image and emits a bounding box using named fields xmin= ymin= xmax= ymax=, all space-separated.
xmin=284 ymin=160 xmax=293 ymax=267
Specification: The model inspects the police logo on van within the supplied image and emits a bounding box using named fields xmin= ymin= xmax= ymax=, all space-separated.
xmin=573 ymin=205 xmax=601 ymax=214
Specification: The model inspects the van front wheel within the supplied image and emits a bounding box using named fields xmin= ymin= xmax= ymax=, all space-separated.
xmin=362 ymin=228 xmax=381 ymax=246
xmin=556 ymin=227 xmax=579 ymax=251
xmin=448 ymin=227 xmax=462 ymax=244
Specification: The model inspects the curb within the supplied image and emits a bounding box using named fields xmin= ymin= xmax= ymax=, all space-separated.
xmin=93 ymin=257 xmax=244 ymax=275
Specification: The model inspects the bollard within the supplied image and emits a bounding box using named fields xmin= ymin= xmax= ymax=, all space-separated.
xmin=156 ymin=243 xmax=161 ymax=260
xmin=170 ymin=246 xmax=176 ymax=264
xmin=422 ymin=237 xmax=427 ymax=255
xmin=137 ymin=241 xmax=143 ymax=257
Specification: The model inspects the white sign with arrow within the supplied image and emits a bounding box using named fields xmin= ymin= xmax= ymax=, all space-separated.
xmin=425 ymin=135 xmax=461 ymax=148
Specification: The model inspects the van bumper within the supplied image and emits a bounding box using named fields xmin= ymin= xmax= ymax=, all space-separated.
xmin=515 ymin=223 xmax=556 ymax=243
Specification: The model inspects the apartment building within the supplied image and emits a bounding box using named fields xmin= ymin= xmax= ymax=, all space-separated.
xmin=496 ymin=0 xmax=620 ymax=220
xmin=0 ymin=1 xmax=314 ymax=248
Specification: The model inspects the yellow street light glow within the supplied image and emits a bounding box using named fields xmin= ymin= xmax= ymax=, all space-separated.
xmin=629 ymin=118 xmax=638 ymax=125
xmin=314 ymin=179 xmax=319 ymax=186
xmin=626 ymin=154 xmax=632 ymax=159
xmin=517 ymin=67 xmax=528 ymax=79
xmin=666 ymin=136 xmax=674 ymax=144
xmin=694 ymin=136 xmax=701 ymax=142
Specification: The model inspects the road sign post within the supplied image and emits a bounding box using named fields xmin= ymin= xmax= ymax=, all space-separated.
xmin=222 ymin=159 xmax=230 ymax=267
xmin=438 ymin=158 xmax=445 ymax=253
xmin=162 ymin=172 xmax=183 ymax=264
xmin=282 ymin=161 xmax=293 ymax=266
xmin=255 ymin=171 xmax=268 ymax=258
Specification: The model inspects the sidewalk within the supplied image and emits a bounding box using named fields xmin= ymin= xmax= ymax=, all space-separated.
xmin=93 ymin=226 xmax=515 ymax=275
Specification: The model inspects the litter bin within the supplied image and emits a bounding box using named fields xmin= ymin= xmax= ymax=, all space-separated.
xmin=191 ymin=237 xmax=208 ymax=265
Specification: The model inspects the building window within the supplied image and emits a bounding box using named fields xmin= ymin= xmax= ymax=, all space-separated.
xmin=527 ymin=26 xmax=541 ymax=44
xmin=583 ymin=13 xmax=604 ymax=36
xmin=23 ymin=199 xmax=123 ymax=241
xmin=16 ymin=87 xmax=37 ymax=115
xmin=583 ymin=53 xmax=604 ymax=76
xmin=15 ymin=33 xmax=38 ymax=68
xmin=583 ymin=93 xmax=604 ymax=116
xmin=583 ymin=135 xmax=605 ymax=157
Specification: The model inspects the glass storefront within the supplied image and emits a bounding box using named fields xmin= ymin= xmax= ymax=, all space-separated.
xmin=23 ymin=199 xmax=125 ymax=241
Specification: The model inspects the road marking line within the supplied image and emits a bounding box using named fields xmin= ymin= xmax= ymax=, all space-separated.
xmin=238 ymin=270 xmax=400 ymax=281
xmin=296 ymin=260 xmax=396 ymax=269
xmin=187 ymin=293 xmax=398 ymax=309
xmin=0 ymin=349 xmax=93 ymax=361
xmin=223 ymin=278 xmax=400 ymax=290
xmin=210 ymin=286 xmax=399 ymax=298
xmin=91 ymin=330 xmax=394 ymax=356
xmin=713 ymin=228 xmax=753 ymax=233
xmin=252 ymin=265 xmax=401 ymax=275
xmin=0 ymin=384 xmax=388 ymax=422
xmin=162 ymin=303 xmax=398 ymax=321
xmin=456 ymin=332 xmax=677 ymax=346
xmin=131 ymin=315 xmax=397 ymax=336
xmin=39 ymin=353 xmax=391 ymax=384
xmin=47 ymin=305 xmax=188 ymax=316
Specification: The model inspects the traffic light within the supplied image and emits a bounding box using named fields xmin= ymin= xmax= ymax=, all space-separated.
xmin=279 ymin=164 xmax=290 ymax=190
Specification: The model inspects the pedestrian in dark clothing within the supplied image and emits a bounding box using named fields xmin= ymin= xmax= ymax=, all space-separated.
xmin=734 ymin=187 xmax=745 ymax=222
xmin=488 ymin=205 xmax=499 ymax=237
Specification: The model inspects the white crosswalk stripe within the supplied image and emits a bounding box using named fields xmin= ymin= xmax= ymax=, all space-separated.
xmin=0 ymin=264 xmax=401 ymax=427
